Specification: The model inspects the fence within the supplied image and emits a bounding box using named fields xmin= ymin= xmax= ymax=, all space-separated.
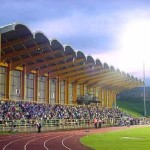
xmin=0 ymin=118 xmax=120 ymax=133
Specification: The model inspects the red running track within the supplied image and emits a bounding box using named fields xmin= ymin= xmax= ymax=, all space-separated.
xmin=0 ymin=126 xmax=143 ymax=150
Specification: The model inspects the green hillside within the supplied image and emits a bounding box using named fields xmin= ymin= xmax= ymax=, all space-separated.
xmin=116 ymin=98 xmax=150 ymax=117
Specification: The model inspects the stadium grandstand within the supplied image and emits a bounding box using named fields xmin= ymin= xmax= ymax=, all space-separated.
xmin=0 ymin=23 xmax=143 ymax=107
xmin=0 ymin=23 xmax=146 ymax=133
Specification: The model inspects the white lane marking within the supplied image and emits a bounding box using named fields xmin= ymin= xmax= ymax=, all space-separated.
xmin=44 ymin=135 xmax=62 ymax=150
xmin=3 ymin=135 xmax=37 ymax=150
xmin=62 ymin=135 xmax=74 ymax=150
xmin=121 ymin=137 xmax=143 ymax=140
xmin=24 ymin=134 xmax=51 ymax=150
xmin=0 ymin=133 xmax=41 ymax=142
xmin=0 ymin=135 xmax=24 ymax=142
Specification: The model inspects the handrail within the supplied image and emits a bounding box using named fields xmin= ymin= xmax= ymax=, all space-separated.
xmin=0 ymin=117 xmax=143 ymax=133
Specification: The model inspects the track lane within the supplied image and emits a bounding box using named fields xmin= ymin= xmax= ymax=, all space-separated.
xmin=61 ymin=135 xmax=74 ymax=150
xmin=0 ymin=126 xmax=143 ymax=150
xmin=2 ymin=135 xmax=38 ymax=150
xmin=44 ymin=135 xmax=62 ymax=150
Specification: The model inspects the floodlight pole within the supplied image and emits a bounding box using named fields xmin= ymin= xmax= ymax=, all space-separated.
xmin=143 ymin=62 xmax=146 ymax=116
xmin=0 ymin=34 xmax=1 ymax=61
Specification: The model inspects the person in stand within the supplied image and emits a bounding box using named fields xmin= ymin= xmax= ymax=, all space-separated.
xmin=98 ymin=118 xmax=102 ymax=128
xmin=10 ymin=120 xmax=16 ymax=132
xmin=94 ymin=118 xmax=98 ymax=128
xmin=37 ymin=121 xmax=41 ymax=133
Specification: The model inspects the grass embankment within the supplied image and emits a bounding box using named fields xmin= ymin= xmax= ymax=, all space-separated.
xmin=117 ymin=98 xmax=150 ymax=116
xmin=81 ymin=127 xmax=150 ymax=150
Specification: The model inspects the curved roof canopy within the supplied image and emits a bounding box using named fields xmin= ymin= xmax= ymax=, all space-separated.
xmin=0 ymin=23 xmax=144 ymax=92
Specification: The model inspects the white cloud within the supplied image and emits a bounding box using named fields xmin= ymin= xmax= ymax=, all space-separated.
xmin=30 ymin=11 xmax=122 ymax=38
xmin=30 ymin=8 xmax=150 ymax=81
xmin=92 ymin=49 xmax=144 ymax=80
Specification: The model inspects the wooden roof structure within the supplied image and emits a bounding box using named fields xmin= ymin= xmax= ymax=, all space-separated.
xmin=0 ymin=23 xmax=143 ymax=93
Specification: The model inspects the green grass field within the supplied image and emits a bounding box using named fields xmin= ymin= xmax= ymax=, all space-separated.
xmin=81 ymin=127 xmax=150 ymax=150
xmin=117 ymin=98 xmax=150 ymax=116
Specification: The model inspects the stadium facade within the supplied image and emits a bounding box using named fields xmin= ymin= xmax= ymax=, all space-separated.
xmin=0 ymin=23 xmax=143 ymax=107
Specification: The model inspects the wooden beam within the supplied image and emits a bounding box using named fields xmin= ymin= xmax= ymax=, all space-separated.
xmin=56 ymin=76 xmax=60 ymax=104
xmin=89 ymin=77 xmax=125 ymax=89
xmin=69 ymin=67 xmax=107 ymax=83
xmin=65 ymin=79 xmax=69 ymax=105
xmin=87 ymin=72 xmax=123 ymax=86
xmin=26 ymin=49 xmax=62 ymax=73
xmin=45 ymin=75 xmax=50 ymax=104
xmin=0 ymin=62 xmax=8 ymax=67
xmin=37 ymin=54 xmax=72 ymax=75
xmin=10 ymin=51 xmax=51 ymax=70
xmin=72 ymin=82 xmax=77 ymax=104
xmin=21 ymin=66 xmax=26 ymax=100
xmin=2 ymin=36 xmax=33 ymax=49
xmin=60 ymin=65 xmax=101 ymax=81
xmin=5 ymin=63 xmax=11 ymax=100
xmin=34 ymin=70 xmax=39 ymax=102
xmin=2 ymin=42 xmax=49 ymax=60
xmin=97 ymin=78 xmax=140 ymax=91
xmin=94 ymin=74 xmax=140 ymax=89
xmin=76 ymin=69 xmax=111 ymax=84
xmin=48 ymin=60 xmax=87 ymax=77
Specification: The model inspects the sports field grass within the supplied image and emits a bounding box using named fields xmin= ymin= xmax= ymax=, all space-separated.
xmin=81 ymin=126 xmax=150 ymax=150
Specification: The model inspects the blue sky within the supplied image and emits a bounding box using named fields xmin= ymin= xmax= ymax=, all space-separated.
xmin=1 ymin=0 xmax=150 ymax=84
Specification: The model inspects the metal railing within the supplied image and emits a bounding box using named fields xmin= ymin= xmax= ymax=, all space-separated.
xmin=0 ymin=118 xmax=121 ymax=133
xmin=0 ymin=117 xmax=145 ymax=133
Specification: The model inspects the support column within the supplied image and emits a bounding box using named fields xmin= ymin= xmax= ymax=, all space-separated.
xmin=98 ymin=88 xmax=102 ymax=107
xmin=56 ymin=76 xmax=60 ymax=104
xmin=5 ymin=63 xmax=11 ymax=100
xmin=87 ymin=86 xmax=90 ymax=94
xmin=95 ymin=86 xmax=97 ymax=97
xmin=73 ymin=82 xmax=77 ymax=105
xmin=45 ymin=74 xmax=50 ymax=104
xmin=108 ymin=91 xmax=111 ymax=107
xmin=84 ymin=85 xmax=87 ymax=94
xmin=34 ymin=70 xmax=39 ymax=103
xmin=21 ymin=66 xmax=26 ymax=100
xmin=113 ymin=92 xmax=117 ymax=108
xmin=93 ymin=86 xmax=96 ymax=96
xmin=107 ymin=90 xmax=109 ymax=107
xmin=101 ymin=89 xmax=104 ymax=107
xmin=103 ymin=90 xmax=107 ymax=107
xmin=109 ymin=91 xmax=113 ymax=108
xmin=0 ymin=34 xmax=1 ymax=61
xmin=65 ymin=79 xmax=69 ymax=105
xmin=80 ymin=84 xmax=84 ymax=96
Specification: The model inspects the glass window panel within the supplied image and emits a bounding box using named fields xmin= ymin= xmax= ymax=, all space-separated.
xmin=26 ymin=73 xmax=34 ymax=101
xmin=0 ymin=67 xmax=6 ymax=98
xmin=50 ymin=79 xmax=56 ymax=103
xmin=10 ymin=70 xmax=21 ymax=99
xmin=60 ymin=81 xmax=65 ymax=104
xmin=84 ymin=86 xmax=87 ymax=94
xmin=68 ymin=83 xmax=73 ymax=104
xmin=0 ymin=74 xmax=5 ymax=84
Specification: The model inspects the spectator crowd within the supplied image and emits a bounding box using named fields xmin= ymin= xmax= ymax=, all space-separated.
xmin=0 ymin=100 xmax=140 ymax=130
